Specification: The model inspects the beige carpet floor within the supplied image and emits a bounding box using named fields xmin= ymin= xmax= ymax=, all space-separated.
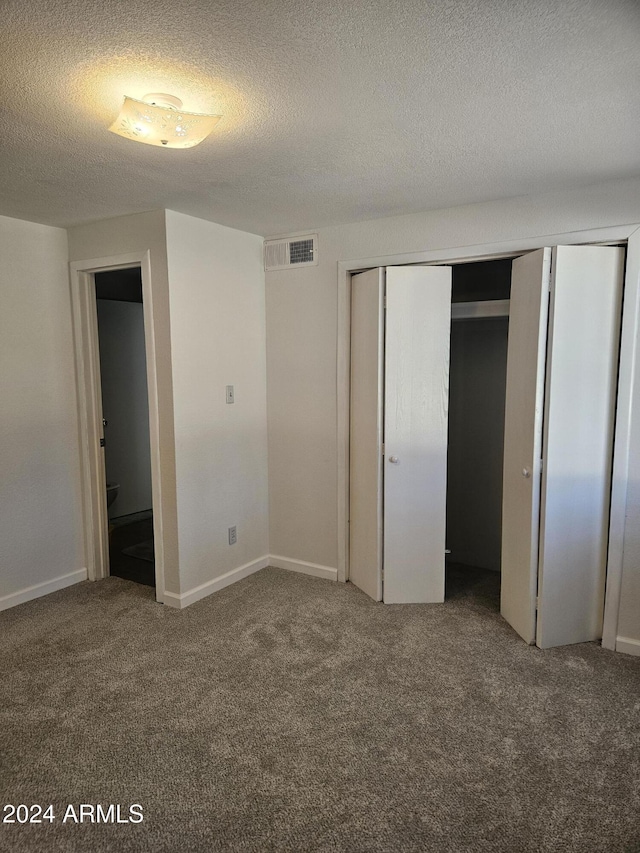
xmin=1 ymin=565 xmax=639 ymax=852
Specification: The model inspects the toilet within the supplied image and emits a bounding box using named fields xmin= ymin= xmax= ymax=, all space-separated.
xmin=106 ymin=482 xmax=120 ymax=509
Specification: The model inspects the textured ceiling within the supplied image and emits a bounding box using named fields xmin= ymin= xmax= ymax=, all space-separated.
xmin=1 ymin=0 xmax=639 ymax=236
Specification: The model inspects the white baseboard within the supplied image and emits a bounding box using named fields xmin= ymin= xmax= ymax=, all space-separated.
xmin=269 ymin=555 xmax=338 ymax=582
xmin=163 ymin=556 xmax=270 ymax=610
xmin=616 ymin=636 xmax=640 ymax=657
xmin=163 ymin=554 xmax=337 ymax=611
xmin=0 ymin=568 xmax=88 ymax=612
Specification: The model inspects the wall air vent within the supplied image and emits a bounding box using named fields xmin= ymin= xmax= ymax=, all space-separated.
xmin=264 ymin=234 xmax=318 ymax=271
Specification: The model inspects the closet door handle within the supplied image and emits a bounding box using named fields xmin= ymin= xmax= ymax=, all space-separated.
xmin=522 ymin=467 xmax=531 ymax=478
xmin=389 ymin=456 xmax=400 ymax=464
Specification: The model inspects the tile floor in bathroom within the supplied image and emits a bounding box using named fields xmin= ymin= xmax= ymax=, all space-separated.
xmin=108 ymin=509 xmax=155 ymax=587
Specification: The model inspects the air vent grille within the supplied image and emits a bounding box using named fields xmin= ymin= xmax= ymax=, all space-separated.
xmin=264 ymin=234 xmax=318 ymax=271
xmin=289 ymin=238 xmax=314 ymax=264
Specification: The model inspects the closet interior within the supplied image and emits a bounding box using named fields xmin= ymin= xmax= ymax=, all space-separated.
xmin=445 ymin=258 xmax=512 ymax=594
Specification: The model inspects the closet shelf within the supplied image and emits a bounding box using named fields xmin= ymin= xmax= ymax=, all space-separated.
xmin=452 ymin=299 xmax=510 ymax=320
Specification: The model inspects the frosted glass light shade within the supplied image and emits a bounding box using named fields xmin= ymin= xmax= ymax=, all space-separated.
xmin=109 ymin=95 xmax=221 ymax=148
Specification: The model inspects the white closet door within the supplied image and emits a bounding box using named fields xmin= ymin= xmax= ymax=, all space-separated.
xmin=349 ymin=268 xmax=384 ymax=601
xmin=536 ymin=246 xmax=624 ymax=648
xmin=501 ymin=248 xmax=551 ymax=643
xmin=384 ymin=265 xmax=452 ymax=603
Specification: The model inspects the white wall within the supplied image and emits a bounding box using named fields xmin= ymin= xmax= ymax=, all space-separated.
xmin=265 ymin=177 xmax=640 ymax=644
xmin=68 ymin=209 xmax=269 ymax=604
xmin=0 ymin=215 xmax=85 ymax=608
xmin=96 ymin=299 xmax=153 ymax=518
xmin=165 ymin=211 xmax=269 ymax=597
xmin=67 ymin=210 xmax=180 ymax=594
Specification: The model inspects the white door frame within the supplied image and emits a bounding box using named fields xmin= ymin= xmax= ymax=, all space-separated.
xmin=337 ymin=223 xmax=640 ymax=650
xmin=70 ymin=251 xmax=166 ymax=602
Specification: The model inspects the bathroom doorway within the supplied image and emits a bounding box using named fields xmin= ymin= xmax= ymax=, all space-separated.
xmin=70 ymin=250 xmax=167 ymax=602
xmin=94 ymin=268 xmax=155 ymax=587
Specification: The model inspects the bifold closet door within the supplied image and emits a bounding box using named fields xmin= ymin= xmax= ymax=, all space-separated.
xmin=536 ymin=246 xmax=624 ymax=648
xmin=501 ymin=248 xmax=551 ymax=644
xmin=502 ymin=245 xmax=624 ymax=648
xmin=349 ymin=265 xmax=452 ymax=604
xmin=349 ymin=268 xmax=384 ymax=601
xmin=383 ymin=265 xmax=452 ymax=603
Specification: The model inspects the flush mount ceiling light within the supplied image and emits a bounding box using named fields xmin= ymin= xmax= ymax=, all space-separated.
xmin=109 ymin=93 xmax=222 ymax=148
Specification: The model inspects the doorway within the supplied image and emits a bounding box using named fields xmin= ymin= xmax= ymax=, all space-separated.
xmin=95 ymin=268 xmax=155 ymax=588
xmin=348 ymin=245 xmax=624 ymax=648
xmin=70 ymin=251 xmax=166 ymax=602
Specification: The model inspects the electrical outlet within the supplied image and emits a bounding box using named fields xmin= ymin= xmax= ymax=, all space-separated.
xmin=226 ymin=385 xmax=235 ymax=404
xmin=228 ymin=525 xmax=237 ymax=545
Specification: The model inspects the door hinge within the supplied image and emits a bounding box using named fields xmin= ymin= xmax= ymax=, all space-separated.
xmin=100 ymin=437 xmax=106 ymax=448
xmin=540 ymin=458 xmax=544 ymax=474
xmin=381 ymin=442 xmax=385 ymax=456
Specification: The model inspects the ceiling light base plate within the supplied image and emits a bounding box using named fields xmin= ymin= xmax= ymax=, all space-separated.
xmin=142 ymin=93 xmax=183 ymax=111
